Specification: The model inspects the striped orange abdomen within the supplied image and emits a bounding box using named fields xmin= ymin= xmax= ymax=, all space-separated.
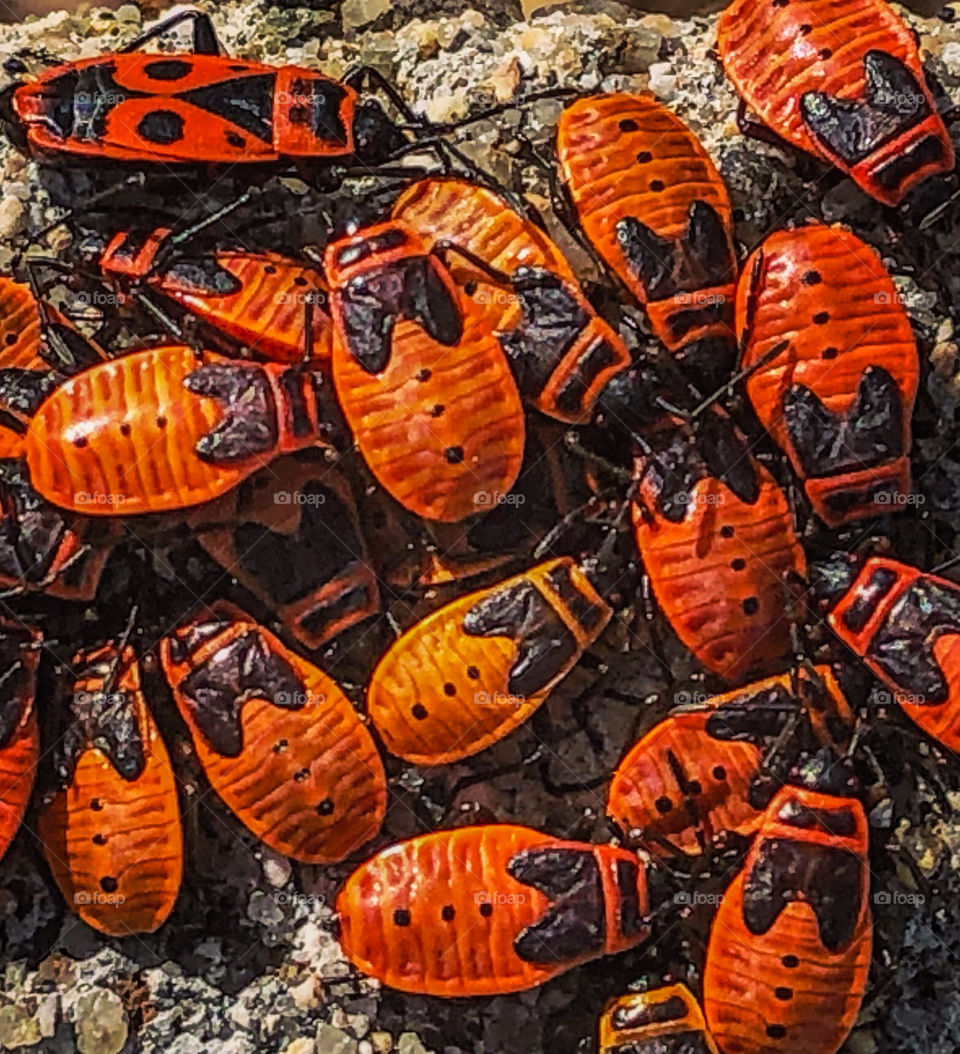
xmin=557 ymin=93 xmax=736 ymax=385
xmin=149 ymin=251 xmax=333 ymax=364
xmin=367 ymin=557 xmax=611 ymax=764
xmin=738 ymin=223 xmax=919 ymax=526
xmin=718 ymin=0 xmax=952 ymax=205
xmin=336 ymin=824 xmax=649 ymax=996
xmin=632 ymin=416 xmax=805 ymax=681
xmin=704 ymin=787 xmax=871 ymax=1054
xmin=599 ymin=984 xmax=719 ymax=1053
xmin=25 ymin=345 xmax=332 ymax=515
xmin=0 ymin=624 xmax=39 ymax=864
xmin=38 ymin=644 xmax=183 ymax=936
xmin=161 ymin=602 xmax=385 ymax=862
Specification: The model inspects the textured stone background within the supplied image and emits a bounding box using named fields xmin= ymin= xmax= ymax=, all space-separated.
xmin=1 ymin=0 xmax=960 ymax=1051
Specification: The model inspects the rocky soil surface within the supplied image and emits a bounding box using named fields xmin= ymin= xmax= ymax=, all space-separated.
xmin=0 ymin=0 xmax=959 ymax=1051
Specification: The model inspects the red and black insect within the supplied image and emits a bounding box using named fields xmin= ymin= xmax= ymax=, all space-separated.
xmin=336 ymin=823 xmax=649 ymax=996
xmin=7 ymin=9 xmax=412 ymax=184
xmin=631 ymin=410 xmax=806 ymax=682
xmin=718 ymin=0 xmax=954 ymax=206
xmin=325 ymin=219 xmax=526 ymax=523
xmin=556 ymin=93 xmax=738 ymax=390
xmin=38 ymin=641 xmax=184 ymax=936
xmin=161 ymin=601 xmax=387 ymax=863
xmin=737 ymin=223 xmax=919 ymax=527
xmin=187 ymin=456 xmax=379 ymax=650
xmin=93 ymin=225 xmax=333 ymax=365
xmin=815 ymin=553 xmax=960 ymax=753
xmin=366 ymin=555 xmax=612 ymax=764
xmin=24 ymin=343 xmax=343 ymax=516
xmin=607 ymin=665 xmax=853 ymax=856
xmin=703 ymin=760 xmax=872 ymax=1054
xmin=599 ymin=984 xmax=719 ymax=1054
xmin=391 ymin=176 xmax=645 ymax=428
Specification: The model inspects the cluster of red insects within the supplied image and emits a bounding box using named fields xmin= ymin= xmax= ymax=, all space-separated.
xmin=0 ymin=0 xmax=956 ymax=1050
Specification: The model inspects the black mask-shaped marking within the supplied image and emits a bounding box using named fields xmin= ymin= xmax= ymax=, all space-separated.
xmin=462 ymin=579 xmax=578 ymax=697
xmin=616 ymin=200 xmax=734 ymax=303
xmin=338 ymin=256 xmax=462 ymax=374
xmin=867 ymin=577 xmax=960 ymax=703
xmin=178 ymin=629 xmax=304 ymax=756
xmin=743 ymin=835 xmax=863 ymax=951
xmin=176 ymin=74 xmax=276 ymax=145
xmin=57 ymin=656 xmax=144 ymax=784
xmin=185 ymin=364 xmax=278 ymax=462
xmin=498 ymin=270 xmax=588 ymax=396
xmin=801 ymin=50 xmax=932 ymax=166
xmin=161 ymin=257 xmax=245 ymax=296
xmin=607 ymin=1034 xmax=715 ymax=1054
xmin=0 ymin=459 xmax=70 ymax=585
xmin=232 ymin=481 xmax=360 ymax=606
xmin=646 ymin=414 xmax=760 ymax=522
xmin=0 ymin=626 xmax=35 ymax=749
xmin=784 ymin=366 xmax=903 ymax=478
xmin=0 ymin=368 xmax=59 ymax=416
xmin=284 ymin=76 xmax=348 ymax=146
xmin=507 ymin=847 xmax=605 ymax=963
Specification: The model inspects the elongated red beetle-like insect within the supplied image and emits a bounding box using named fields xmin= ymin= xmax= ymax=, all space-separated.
xmin=96 ymin=228 xmax=333 ymax=365
xmin=336 ymin=824 xmax=649 ymax=996
xmin=703 ymin=781 xmax=871 ymax=1054
xmin=367 ymin=556 xmax=611 ymax=764
xmin=737 ymin=223 xmax=919 ymax=527
xmin=817 ymin=554 xmax=960 ymax=752
xmin=0 ymin=623 xmax=39 ymax=866
xmin=717 ymin=0 xmax=953 ymax=206
xmin=391 ymin=177 xmax=634 ymax=425
xmin=556 ymin=93 xmax=738 ymax=388
xmin=24 ymin=344 xmax=341 ymax=516
xmin=325 ymin=220 xmax=525 ymax=523
xmin=599 ymin=983 xmax=720 ymax=1054
xmin=38 ymin=643 xmax=183 ymax=936
xmin=161 ymin=601 xmax=386 ymax=862
xmin=632 ymin=412 xmax=806 ymax=681
xmin=608 ymin=665 xmax=852 ymax=856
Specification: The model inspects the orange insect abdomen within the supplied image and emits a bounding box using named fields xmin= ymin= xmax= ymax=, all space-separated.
xmin=149 ymin=251 xmax=333 ymax=364
xmin=392 ymin=178 xmax=631 ymax=423
xmin=25 ymin=345 xmax=327 ymax=515
xmin=608 ymin=666 xmax=852 ymax=855
xmin=718 ymin=0 xmax=952 ymax=205
xmin=557 ymin=94 xmax=736 ymax=383
xmin=0 ymin=278 xmax=44 ymax=370
xmin=38 ymin=645 xmax=183 ymax=936
xmin=367 ymin=557 xmax=611 ymax=764
xmin=0 ymin=624 xmax=39 ymax=864
xmin=738 ymin=224 xmax=919 ymax=526
xmin=161 ymin=603 xmax=385 ymax=862
xmin=632 ymin=422 xmax=806 ymax=681
xmin=599 ymin=984 xmax=719 ymax=1053
xmin=703 ymin=787 xmax=871 ymax=1054
xmin=336 ymin=824 xmax=649 ymax=996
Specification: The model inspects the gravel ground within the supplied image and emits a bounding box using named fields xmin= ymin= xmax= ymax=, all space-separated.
xmin=0 ymin=0 xmax=959 ymax=1051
